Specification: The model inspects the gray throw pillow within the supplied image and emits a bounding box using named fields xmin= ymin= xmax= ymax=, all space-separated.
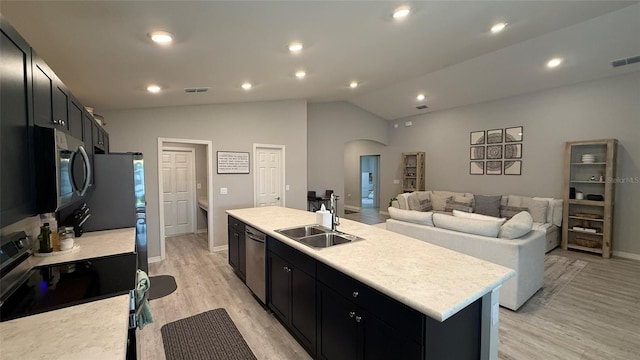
xmin=474 ymin=195 xmax=502 ymax=217
xmin=445 ymin=199 xmax=473 ymax=213
xmin=500 ymin=205 xmax=528 ymax=219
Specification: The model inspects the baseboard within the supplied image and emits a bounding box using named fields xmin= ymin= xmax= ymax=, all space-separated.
xmin=344 ymin=205 xmax=361 ymax=212
xmin=148 ymin=256 xmax=162 ymax=263
xmin=196 ymin=228 xmax=208 ymax=234
xmin=613 ymin=250 xmax=640 ymax=261
xmin=212 ymin=245 xmax=228 ymax=252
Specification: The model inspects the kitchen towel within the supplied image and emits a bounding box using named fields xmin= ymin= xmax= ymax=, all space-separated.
xmin=135 ymin=269 xmax=153 ymax=329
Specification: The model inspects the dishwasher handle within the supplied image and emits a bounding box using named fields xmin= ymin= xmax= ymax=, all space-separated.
xmin=245 ymin=226 xmax=266 ymax=243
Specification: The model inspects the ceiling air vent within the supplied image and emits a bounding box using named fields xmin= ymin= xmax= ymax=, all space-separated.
xmin=416 ymin=105 xmax=428 ymax=110
xmin=184 ymin=87 xmax=210 ymax=93
xmin=611 ymin=55 xmax=640 ymax=68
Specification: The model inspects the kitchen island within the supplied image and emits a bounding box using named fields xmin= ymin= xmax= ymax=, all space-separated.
xmin=0 ymin=228 xmax=136 ymax=360
xmin=227 ymin=207 xmax=515 ymax=360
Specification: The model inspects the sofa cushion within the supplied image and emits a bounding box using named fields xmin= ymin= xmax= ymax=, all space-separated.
xmin=452 ymin=210 xmax=507 ymax=224
xmin=499 ymin=211 xmax=534 ymax=239
xmin=430 ymin=193 xmax=452 ymax=212
xmin=388 ymin=207 xmax=434 ymax=226
xmin=396 ymin=193 xmax=411 ymax=210
xmin=474 ymin=195 xmax=502 ymax=217
xmin=500 ymin=205 xmax=528 ymax=219
xmin=407 ymin=193 xmax=433 ymax=212
xmin=445 ymin=196 xmax=473 ymax=213
xmin=521 ymin=197 xmax=548 ymax=223
xmin=433 ymin=213 xmax=501 ymax=237
xmin=534 ymin=197 xmax=563 ymax=226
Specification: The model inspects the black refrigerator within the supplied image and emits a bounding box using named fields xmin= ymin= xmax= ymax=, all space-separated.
xmin=82 ymin=153 xmax=148 ymax=273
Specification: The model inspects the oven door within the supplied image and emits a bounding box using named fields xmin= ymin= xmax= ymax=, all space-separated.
xmin=56 ymin=130 xmax=92 ymax=210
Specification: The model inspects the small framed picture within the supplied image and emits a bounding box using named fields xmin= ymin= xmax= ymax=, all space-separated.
xmin=505 ymin=160 xmax=522 ymax=175
xmin=486 ymin=145 xmax=503 ymax=159
xmin=486 ymin=129 xmax=503 ymax=144
xmin=505 ymin=126 xmax=523 ymax=142
xmin=486 ymin=161 xmax=502 ymax=175
xmin=470 ymin=131 xmax=485 ymax=145
xmin=470 ymin=161 xmax=484 ymax=175
xmin=470 ymin=146 xmax=485 ymax=160
xmin=504 ymin=143 xmax=522 ymax=159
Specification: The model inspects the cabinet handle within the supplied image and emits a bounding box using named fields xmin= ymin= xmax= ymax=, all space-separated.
xmin=355 ymin=316 xmax=362 ymax=323
xmin=352 ymin=291 xmax=359 ymax=298
xmin=349 ymin=311 xmax=355 ymax=318
xmin=283 ymin=266 xmax=288 ymax=271
xmin=60 ymin=120 xmax=65 ymax=126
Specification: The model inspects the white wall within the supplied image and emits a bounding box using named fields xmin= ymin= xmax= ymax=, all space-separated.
xmin=307 ymin=102 xmax=388 ymax=214
xmin=380 ymin=73 xmax=640 ymax=256
xmin=102 ymin=100 xmax=307 ymax=258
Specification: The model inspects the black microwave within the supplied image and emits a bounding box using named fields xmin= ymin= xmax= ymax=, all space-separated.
xmin=34 ymin=126 xmax=92 ymax=212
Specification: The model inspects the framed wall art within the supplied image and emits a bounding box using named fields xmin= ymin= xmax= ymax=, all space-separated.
xmin=486 ymin=161 xmax=502 ymax=175
xmin=504 ymin=143 xmax=522 ymax=159
xmin=470 ymin=146 xmax=485 ymax=160
xmin=470 ymin=161 xmax=484 ymax=175
xmin=505 ymin=126 xmax=523 ymax=142
xmin=486 ymin=145 xmax=503 ymax=159
xmin=504 ymin=160 xmax=522 ymax=175
xmin=217 ymin=151 xmax=250 ymax=174
xmin=486 ymin=129 xmax=503 ymax=144
xmin=470 ymin=131 xmax=485 ymax=145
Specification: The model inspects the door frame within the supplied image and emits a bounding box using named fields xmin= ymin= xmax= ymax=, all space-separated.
xmin=162 ymin=146 xmax=197 ymax=236
xmin=253 ymin=143 xmax=286 ymax=207
xmin=360 ymin=155 xmax=380 ymax=209
xmin=158 ymin=138 xmax=214 ymax=260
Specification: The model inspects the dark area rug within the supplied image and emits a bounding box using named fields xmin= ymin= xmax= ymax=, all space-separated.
xmin=149 ymin=275 xmax=177 ymax=300
xmin=161 ymin=308 xmax=257 ymax=360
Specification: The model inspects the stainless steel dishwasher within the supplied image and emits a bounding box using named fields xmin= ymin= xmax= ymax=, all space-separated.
xmin=245 ymin=225 xmax=266 ymax=304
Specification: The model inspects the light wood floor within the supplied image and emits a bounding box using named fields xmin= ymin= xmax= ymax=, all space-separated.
xmin=142 ymin=229 xmax=640 ymax=360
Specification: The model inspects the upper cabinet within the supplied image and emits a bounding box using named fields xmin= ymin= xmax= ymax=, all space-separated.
xmin=0 ymin=16 xmax=36 ymax=227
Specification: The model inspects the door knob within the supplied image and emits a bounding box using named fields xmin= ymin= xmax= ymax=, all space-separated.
xmin=276 ymin=197 xmax=281 ymax=200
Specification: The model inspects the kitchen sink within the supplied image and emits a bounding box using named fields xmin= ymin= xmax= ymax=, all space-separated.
xmin=275 ymin=225 xmax=364 ymax=249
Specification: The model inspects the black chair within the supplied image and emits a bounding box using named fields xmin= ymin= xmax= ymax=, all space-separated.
xmin=307 ymin=191 xmax=320 ymax=211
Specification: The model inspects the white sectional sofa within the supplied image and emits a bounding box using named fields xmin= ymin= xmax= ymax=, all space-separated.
xmin=386 ymin=190 xmax=563 ymax=311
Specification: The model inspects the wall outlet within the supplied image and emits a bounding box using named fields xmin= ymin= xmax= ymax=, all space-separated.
xmin=285 ymin=185 xmax=290 ymax=191
xmin=393 ymin=179 xmax=400 ymax=184
xmin=196 ymin=183 xmax=202 ymax=190
xmin=220 ymin=187 xmax=228 ymax=195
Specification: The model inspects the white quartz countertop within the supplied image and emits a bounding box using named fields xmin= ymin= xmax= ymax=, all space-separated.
xmin=0 ymin=294 xmax=131 ymax=360
xmin=29 ymin=227 xmax=136 ymax=268
xmin=227 ymin=206 xmax=515 ymax=322
xmin=0 ymin=228 xmax=136 ymax=359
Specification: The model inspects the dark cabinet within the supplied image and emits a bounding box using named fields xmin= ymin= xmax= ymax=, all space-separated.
xmin=227 ymin=216 xmax=246 ymax=281
xmin=52 ymin=81 xmax=70 ymax=133
xmin=68 ymin=97 xmax=84 ymax=140
xmin=82 ymin=112 xmax=95 ymax=187
xmin=267 ymin=237 xmax=316 ymax=355
xmin=316 ymin=263 xmax=423 ymax=360
xmin=92 ymin=121 xmax=109 ymax=153
xmin=0 ymin=17 xmax=36 ymax=227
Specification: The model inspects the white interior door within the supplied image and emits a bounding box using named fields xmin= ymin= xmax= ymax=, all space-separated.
xmin=255 ymin=146 xmax=283 ymax=207
xmin=163 ymin=150 xmax=195 ymax=236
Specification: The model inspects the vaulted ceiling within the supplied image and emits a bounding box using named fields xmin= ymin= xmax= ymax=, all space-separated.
xmin=2 ymin=1 xmax=639 ymax=120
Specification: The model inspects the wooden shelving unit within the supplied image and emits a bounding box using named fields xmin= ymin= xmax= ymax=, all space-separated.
xmin=561 ymin=139 xmax=618 ymax=258
xmin=401 ymin=152 xmax=425 ymax=192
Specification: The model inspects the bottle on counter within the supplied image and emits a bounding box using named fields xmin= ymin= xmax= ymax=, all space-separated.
xmin=59 ymin=227 xmax=75 ymax=251
xmin=38 ymin=223 xmax=53 ymax=253
xmin=40 ymin=213 xmax=59 ymax=251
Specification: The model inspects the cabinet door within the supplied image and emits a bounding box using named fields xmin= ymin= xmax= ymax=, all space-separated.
xmin=68 ymin=97 xmax=84 ymax=139
xmin=268 ymin=252 xmax=291 ymax=323
xmin=0 ymin=24 xmax=35 ymax=227
xmin=317 ymin=284 xmax=358 ymax=360
xmin=361 ymin=309 xmax=422 ymax=360
xmin=82 ymin=112 xmax=94 ymax=187
xmin=52 ymin=81 xmax=69 ymax=133
xmin=32 ymin=55 xmax=54 ymax=129
xmin=238 ymin=230 xmax=246 ymax=279
xmin=228 ymin=226 xmax=240 ymax=270
xmin=290 ymin=266 xmax=316 ymax=353
xmin=103 ymin=131 xmax=109 ymax=153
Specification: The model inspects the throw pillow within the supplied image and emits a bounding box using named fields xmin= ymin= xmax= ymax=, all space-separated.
xmin=521 ymin=197 xmax=548 ymax=223
xmin=407 ymin=193 xmax=433 ymax=212
xmin=433 ymin=213 xmax=501 ymax=237
xmin=445 ymin=198 xmax=473 ymax=213
xmin=474 ymin=195 xmax=502 ymax=217
xmin=500 ymin=205 xmax=528 ymax=219
xmin=388 ymin=207 xmax=434 ymax=226
xmin=430 ymin=193 xmax=452 ymax=212
xmin=452 ymin=210 xmax=507 ymax=226
xmin=498 ymin=211 xmax=534 ymax=239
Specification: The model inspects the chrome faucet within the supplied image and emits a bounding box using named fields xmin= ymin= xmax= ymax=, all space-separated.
xmin=330 ymin=193 xmax=340 ymax=231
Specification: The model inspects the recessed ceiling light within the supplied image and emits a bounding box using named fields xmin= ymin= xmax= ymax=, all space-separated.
xmin=349 ymin=81 xmax=359 ymax=89
xmin=147 ymin=85 xmax=161 ymax=93
xmin=148 ymin=31 xmax=173 ymax=45
xmin=241 ymin=82 xmax=252 ymax=90
xmin=547 ymin=58 xmax=563 ymax=68
xmin=393 ymin=6 xmax=411 ymax=19
xmin=295 ymin=70 xmax=306 ymax=79
xmin=416 ymin=94 xmax=425 ymax=101
xmin=490 ymin=22 xmax=507 ymax=34
xmin=289 ymin=42 xmax=303 ymax=53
